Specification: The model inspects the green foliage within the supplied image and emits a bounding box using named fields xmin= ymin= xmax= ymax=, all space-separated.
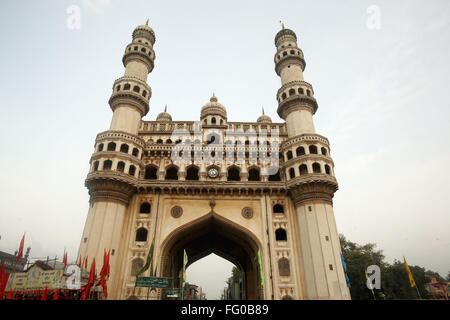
xmin=340 ymin=234 xmax=437 ymax=300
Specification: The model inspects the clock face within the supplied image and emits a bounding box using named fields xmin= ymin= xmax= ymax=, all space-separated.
xmin=208 ymin=168 xmax=219 ymax=178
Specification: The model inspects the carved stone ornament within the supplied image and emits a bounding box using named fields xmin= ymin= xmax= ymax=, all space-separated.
xmin=170 ymin=206 xmax=183 ymax=218
xmin=241 ymin=207 xmax=254 ymax=219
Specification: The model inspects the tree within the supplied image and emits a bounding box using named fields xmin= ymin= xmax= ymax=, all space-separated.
xmin=339 ymin=234 xmax=387 ymax=300
xmin=340 ymin=234 xmax=434 ymax=300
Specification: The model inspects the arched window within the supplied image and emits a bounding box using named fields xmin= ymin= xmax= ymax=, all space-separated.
xmin=186 ymin=166 xmax=199 ymax=181
xmin=139 ymin=202 xmax=151 ymax=214
xmin=248 ymin=168 xmax=260 ymax=181
xmin=156 ymin=139 xmax=163 ymax=144
xmin=325 ymin=164 xmax=331 ymax=175
xmin=165 ymin=166 xmax=178 ymax=180
xmin=299 ymin=88 xmax=304 ymax=95
xmin=144 ymin=166 xmax=158 ymax=180
xmin=306 ymin=90 xmax=311 ymax=96
xmin=93 ymin=161 xmax=99 ymax=172
xmin=289 ymin=168 xmax=295 ymax=179
xmin=124 ymin=84 xmax=131 ymax=90
xmin=321 ymin=147 xmax=327 ymax=156
xmin=289 ymin=88 xmax=295 ymax=96
xmin=133 ymin=86 xmax=140 ymax=93
xmin=132 ymin=148 xmax=139 ymax=157
xmin=227 ymin=166 xmax=240 ymax=181
xmin=268 ymin=169 xmax=281 ymax=181
xmin=135 ymin=228 xmax=148 ymax=242
xmin=309 ymin=145 xmax=318 ymax=154
xmin=98 ymin=143 xmax=104 ymax=152
xmin=286 ymin=151 xmax=293 ymax=160
xmin=278 ymin=258 xmax=291 ymax=276
xmin=299 ymin=164 xmax=308 ymax=175
xmin=140 ymin=48 xmax=146 ymax=53
xmin=116 ymin=85 xmax=121 ymax=91
xmin=281 ymin=93 xmax=287 ymax=100
xmin=131 ymin=259 xmax=144 ymax=277
xmin=129 ymin=165 xmax=136 ymax=176
xmin=117 ymin=161 xmax=125 ymax=173
xmin=166 ymin=139 xmax=173 ymax=144
xmin=120 ymin=144 xmax=129 ymax=154
xmin=107 ymin=142 xmax=116 ymax=151
xmin=312 ymin=162 xmax=321 ymax=173
xmin=275 ymin=228 xmax=287 ymax=241
xmin=296 ymin=146 xmax=305 ymax=156
xmin=273 ymin=204 xmax=284 ymax=214
xmin=211 ymin=117 xmax=216 ymax=124
xmin=142 ymin=90 xmax=147 ymax=97
xmin=103 ymin=160 xmax=112 ymax=170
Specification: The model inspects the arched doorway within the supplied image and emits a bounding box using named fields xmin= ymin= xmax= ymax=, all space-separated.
xmin=159 ymin=212 xmax=263 ymax=300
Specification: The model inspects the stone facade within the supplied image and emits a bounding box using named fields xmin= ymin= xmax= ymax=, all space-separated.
xmin=77 ymin=22 xmax=351 ymax=300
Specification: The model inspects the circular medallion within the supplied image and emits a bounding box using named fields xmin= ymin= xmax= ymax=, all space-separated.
xmin=171 ymin=206 xmax=183 ymax=218
xmin=241 ymin=207 xmax=253 ymax=219
xmin=208 ymin=168 xmax=219 ymax=179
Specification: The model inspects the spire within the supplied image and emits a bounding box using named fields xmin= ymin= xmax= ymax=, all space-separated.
xmin=164 ymin=104 xmax=167 ymax=112
xmin=262 ymin=107 xmax=265 ymax=115
xmin=280 ymin=20 xmax=285 ymax=30
xmin=145 ymin=19 xmax=149 ymax=26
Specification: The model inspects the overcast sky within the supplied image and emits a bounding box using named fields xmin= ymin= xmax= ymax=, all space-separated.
xmin=0 ymin=0 xmax=449 ymax=299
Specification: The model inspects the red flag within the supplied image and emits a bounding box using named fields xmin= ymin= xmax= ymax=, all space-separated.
xmin=7 ymin=289 xmax=13 ymax=300
xmin=63 ymin=251 xmax=68 ymax=269
xmin=53 ymin=289 xmax=59 ymax=300
xmin=41 ymin=287 xmax=48 ymax=300
xmin=95 ymin=250 xmax=109 ymax=299
xmin=77 ymin=255 xmax=82 ymax=268
xmin=15 ymin=233 xmax=25 ymax=268
xmin=80 ymin=258 xmax=96 ymax=300
xmin=36 ymin=288 xmax=41 ymax=300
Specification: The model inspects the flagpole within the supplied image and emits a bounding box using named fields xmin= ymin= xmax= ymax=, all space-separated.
xmin=415 ymin=285 xmax=422 ymax=300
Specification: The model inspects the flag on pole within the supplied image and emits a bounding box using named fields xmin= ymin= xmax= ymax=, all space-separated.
xmin=182 ymin=249 xmax=188 ymax=288
xmin=95 ymin=250 xmax=110 ymax=299
xmin=41 ymin=287 xmax=48 ymax=300
xmin=63 ymin=250 xmax=68 ymax=269
xmin=340 ymin=253 xmax=351 ymax=288
xmin=137 ymin=240 xmax=154 ymax=277
xmin=15 ymin=233 xmax=25 ymax=268
xmin=80 ymin=258 xmax=96 ymax=300
xmin=53 ymin=289 xmax=59 ymax=300
xmin=257 ymin=249 xmax=264 ymax=286
xmin=403 ymin=256 xmax=416 ymax=288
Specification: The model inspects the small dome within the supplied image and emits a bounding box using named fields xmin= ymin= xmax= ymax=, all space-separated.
xmin=133 ymin=20 xmax=156 ymax=45
xmin=200 ymin=94 xmax=227 ymax=120
xmin=257 ymin=108 xmax=272 ymax=123
xmin=156 ymin=105 xmax=172 ymax=122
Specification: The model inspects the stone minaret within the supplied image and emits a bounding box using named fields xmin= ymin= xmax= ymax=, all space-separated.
xmin=274 ymin=26 xmax=350 ymax=299
xmin=78 ymin=21 xmax=156 ymax=299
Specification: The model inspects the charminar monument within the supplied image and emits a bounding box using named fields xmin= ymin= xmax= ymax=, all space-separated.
xmin=77 ymin=21 xmax=351 ymax=300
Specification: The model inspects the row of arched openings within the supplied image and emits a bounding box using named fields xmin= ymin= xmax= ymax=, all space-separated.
xmin=286 ymin=145 xmax=327 ymax=160
xmin=143 ymin=165 xmax=281 ymax=181
xmin=288 ymin=162 xmax=331 ymax=179
xmin=93 ymin=160 xmax=137 ymax=176
xmin=98 ymin=142 xmax=140 ymax=157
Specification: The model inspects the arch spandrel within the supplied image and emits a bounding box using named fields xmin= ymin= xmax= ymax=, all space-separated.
xmin=158 ymin=198 xmax=265 ymax=251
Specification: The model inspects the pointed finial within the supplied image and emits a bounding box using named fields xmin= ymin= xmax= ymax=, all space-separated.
xmin=164 ymin=104 xmax=167 ymax=112
xmin=279 ymin=20 xmax=285 ymax=30
xmin=145 ymin=19 xmax=149 ymax=26
xmin=262 ymin=107 xmax=265 ymax=115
